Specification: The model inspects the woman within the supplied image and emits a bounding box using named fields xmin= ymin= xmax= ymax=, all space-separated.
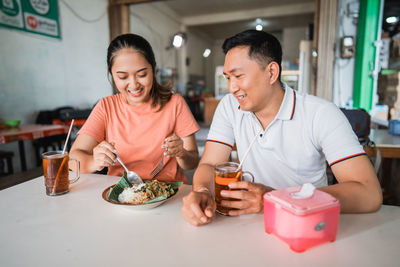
xmin=70 ymin=34 xmax=200 ymax=182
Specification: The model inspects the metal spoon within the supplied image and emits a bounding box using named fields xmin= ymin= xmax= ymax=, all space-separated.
xmin=113 ymin=152 xmax=143 ymax=184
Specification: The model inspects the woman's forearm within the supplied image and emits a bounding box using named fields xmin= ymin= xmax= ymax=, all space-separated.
xmin=176 ymin=149 xmax=199 ymax=170
xmin=69 ymin=149 xmax=97 ymax=174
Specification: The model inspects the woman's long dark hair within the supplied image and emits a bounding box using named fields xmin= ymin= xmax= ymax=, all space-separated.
xmin=107 ymin=33 xmax=172 ymax=111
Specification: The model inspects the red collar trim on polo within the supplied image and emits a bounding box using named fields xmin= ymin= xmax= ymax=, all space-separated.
xmin=290 ymin=90 xmax=296 ymax=120
xmin=276 ymin=84 xmax=296 ymax=121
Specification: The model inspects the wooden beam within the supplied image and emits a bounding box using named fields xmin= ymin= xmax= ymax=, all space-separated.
xmin=315 ymin=0 xmax=337 ymax=101
xmin=108 ymin=3 xmax=130 ymax=41
xmin=311 ymin=0 xmax=320 ymax=96
xmin=182 ymin=2 xmax=314 ymax=26
xmin=108 ymin=0 xmax=164 ymax=41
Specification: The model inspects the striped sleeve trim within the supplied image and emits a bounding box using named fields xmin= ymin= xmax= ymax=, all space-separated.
xmin=329 ymin=152 xmax=367 ymax=167
xmin=206 ymin=139 xmax=234 ymax=148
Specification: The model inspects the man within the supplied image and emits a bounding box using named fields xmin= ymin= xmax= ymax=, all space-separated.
xmin=182 ymin=30 xmax=382 ymax=226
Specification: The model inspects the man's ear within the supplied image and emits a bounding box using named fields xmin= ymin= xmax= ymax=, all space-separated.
xmin=266 ymin=62 xmax=280 ymax=84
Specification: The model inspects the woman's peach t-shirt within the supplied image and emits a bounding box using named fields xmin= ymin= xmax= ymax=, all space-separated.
xmin=78 ymin=94 xmax=199 ymax=182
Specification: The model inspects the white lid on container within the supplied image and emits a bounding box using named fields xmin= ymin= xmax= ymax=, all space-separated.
xmin=264 ymin=183 xmax=340 ymax=215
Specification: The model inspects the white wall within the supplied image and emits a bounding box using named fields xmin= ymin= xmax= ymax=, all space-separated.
xmin=186 ymin=31 xmax=214 ymax=92
xmin=0 ymin=0 xmax=110 ymax=172
xmin=212 ymin=39 xmax=226 ymax=66
xmin=187 ymin=32 xmax=208 ymax=74
xmin=332 ymin=0 xmax=358 ymax=107
xmin=130 ymin=2 xmax=180 ymax=71
xmin=0 ymin=0 xmax=216 ymax=173
xmin=211 ymin=39 xmax=226 ymax=94
xmin=282 ymin=26 xmax=308 ymax=68
xmin=130 ymin=2 xmax=214 ymax=93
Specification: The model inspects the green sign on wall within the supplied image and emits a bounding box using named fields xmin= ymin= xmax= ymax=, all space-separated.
xmin=353 ymin=0 xmax=380 ymax=111
xmin=0 ymin=0 xmax=60 ymax=39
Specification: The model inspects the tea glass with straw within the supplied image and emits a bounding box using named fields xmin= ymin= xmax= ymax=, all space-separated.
xmin=42 ymin=120 xmax=80 ymax=196
xmin=214 ymin=129 xmax=261 ymax=215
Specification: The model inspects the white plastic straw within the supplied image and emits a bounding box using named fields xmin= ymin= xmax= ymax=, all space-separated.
xmin=238 ymin=128 xmax=263 ymax=170
xmin=62 ymin=119 xmax=74 ymax=154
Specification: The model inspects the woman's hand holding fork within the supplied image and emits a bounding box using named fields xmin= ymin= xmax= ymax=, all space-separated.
xmin=163 ymin=133 xmax=185 ymax=158
xmin=162 ymin=133 xmax=199 ymax=170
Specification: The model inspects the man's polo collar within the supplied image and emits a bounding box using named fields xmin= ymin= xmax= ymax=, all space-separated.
xmin=276 ymin=82 xmax=296 ymax=121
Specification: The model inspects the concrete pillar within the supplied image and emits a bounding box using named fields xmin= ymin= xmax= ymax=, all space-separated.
xmin=177 ymin=24 xmax=188 ymax=89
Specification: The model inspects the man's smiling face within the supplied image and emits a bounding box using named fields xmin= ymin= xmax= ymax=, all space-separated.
xmin=223 ymin=46 xmax=274 ymax=113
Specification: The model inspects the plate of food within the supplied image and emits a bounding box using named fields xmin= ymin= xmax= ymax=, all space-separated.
xmin=102 ymin=173 xmax=182 ymax=210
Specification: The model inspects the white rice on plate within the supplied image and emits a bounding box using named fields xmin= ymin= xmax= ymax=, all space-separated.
xmin=117 ymin=180 xmax=173 ymax=204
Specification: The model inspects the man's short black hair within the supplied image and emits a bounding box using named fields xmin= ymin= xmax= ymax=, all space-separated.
xmin=222 ymin=30 xmax=282 ymax=80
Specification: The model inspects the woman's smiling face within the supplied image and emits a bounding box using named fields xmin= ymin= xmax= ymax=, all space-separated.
xmin=111 ymin=48 xmax=154 ymax=106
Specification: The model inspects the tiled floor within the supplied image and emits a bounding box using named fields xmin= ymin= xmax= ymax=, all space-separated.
xmin=0 ymin=166 xmax=43 ymax=190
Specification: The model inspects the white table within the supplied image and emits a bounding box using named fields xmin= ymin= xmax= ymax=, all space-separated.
xmin=370 ymin=129 xmax=400 ymax=146
xmin=1 ymin=174 xmax=399 ymax=267
xmin=367 ymin=129 xmax=400 ymax=202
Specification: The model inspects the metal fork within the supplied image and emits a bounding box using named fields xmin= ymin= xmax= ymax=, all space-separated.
xmin=150 ymin=152 xmax=166 ymax=178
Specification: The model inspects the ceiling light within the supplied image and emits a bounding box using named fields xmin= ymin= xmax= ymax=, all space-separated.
xmin=312 ymin=50 xmax=318 ymax=57
xmin=172 ymin=33 xmax=186 ymax=48
xmin=254 ymin=18 xmax=265 ymax=31
xmin=203 ymin=48 xmax=211 ymax=58
xmin=386 ymin=16 xmax=399 ymax=24
xmin=173 ymin=34 xmax=183 ymax=48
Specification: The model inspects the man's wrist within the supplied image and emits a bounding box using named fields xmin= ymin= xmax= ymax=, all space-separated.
xmin=195 ymin=186 xmax=212 ymax=196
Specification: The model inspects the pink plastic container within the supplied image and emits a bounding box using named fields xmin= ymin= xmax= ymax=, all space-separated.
xmin=263 ymin=185 xmax=340 ymax=253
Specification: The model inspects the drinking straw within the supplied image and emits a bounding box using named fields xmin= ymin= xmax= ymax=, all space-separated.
xmin=62 ymin=119 xmax=74 ymax=155
xmin=237 ymin=129 xmax=263 ymax=170
xmin=52 ymin=119 xmax=74 ymax=194
xmin=52 ymin=156 xmax=68 ymax=195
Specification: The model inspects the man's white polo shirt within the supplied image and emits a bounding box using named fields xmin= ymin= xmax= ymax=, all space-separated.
xmin=207 ymin=83 xmax=366 ymax=189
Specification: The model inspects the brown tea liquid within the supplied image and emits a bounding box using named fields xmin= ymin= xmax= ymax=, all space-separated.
xmin=43 ymin=154 xmax=69 ymax=195
xmin=215 ymin=166 xmax=242 ymax=215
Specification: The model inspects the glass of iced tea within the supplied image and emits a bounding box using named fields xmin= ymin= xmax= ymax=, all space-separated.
xmin=214 ymin=162 xmax=254 ymax=215
xmin=42 ymin=151 xmax=80 ymax=196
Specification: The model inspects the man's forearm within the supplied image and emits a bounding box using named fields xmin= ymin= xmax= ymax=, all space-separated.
xmin=192 ymin=163 xmax=215 ymax=194
xmin=320 ymin=182 xmax=382 ymax=213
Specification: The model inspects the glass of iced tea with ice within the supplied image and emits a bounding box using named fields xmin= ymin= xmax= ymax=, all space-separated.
xmin=214 ymin=162 xmax=254 ymax=215
xmin=42 ymin=151 xmax=80 ymax=196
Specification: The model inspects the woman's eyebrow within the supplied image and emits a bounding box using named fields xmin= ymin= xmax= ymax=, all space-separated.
xmin=115 ymin=67 xmax=148 ymax=74
xmin=135 ymin=67 xmax=148 ymax=73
